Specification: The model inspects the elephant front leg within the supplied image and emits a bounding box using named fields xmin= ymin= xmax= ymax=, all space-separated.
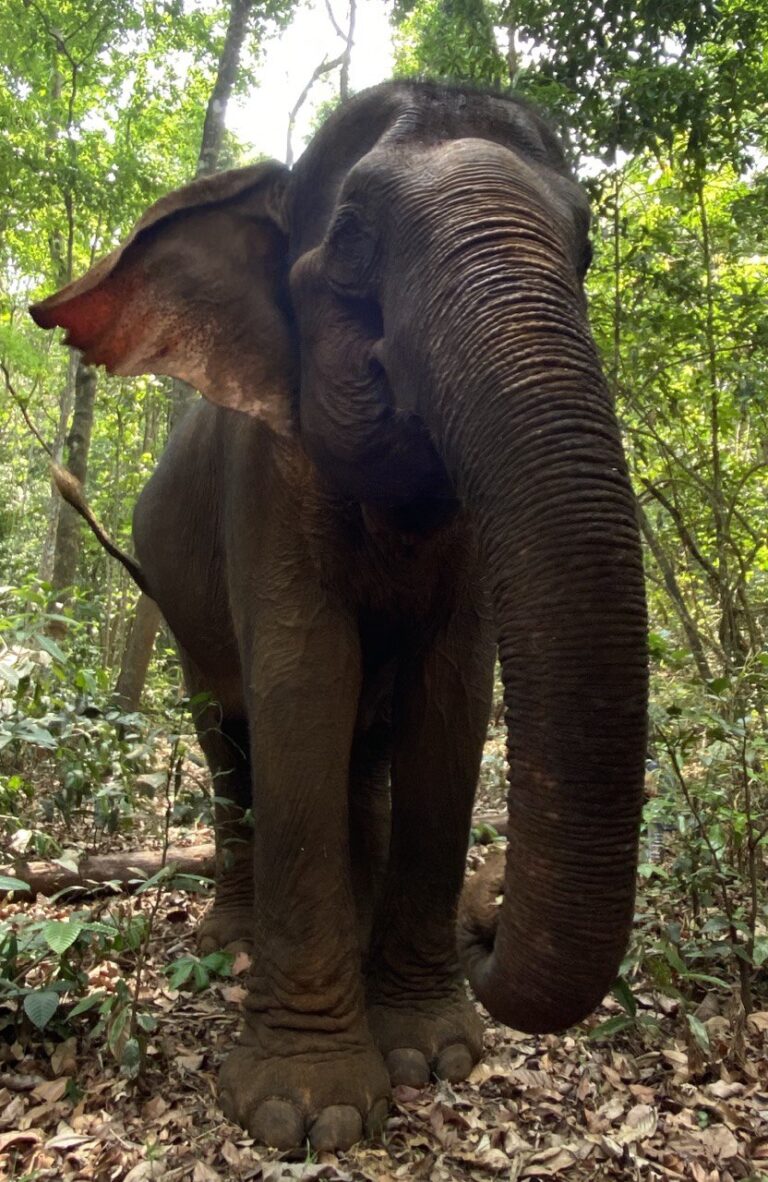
xmin=366 ymin=598 xmax=495 ymax=1087
xmin=219 ymin=600 xmax=390 ymax=1151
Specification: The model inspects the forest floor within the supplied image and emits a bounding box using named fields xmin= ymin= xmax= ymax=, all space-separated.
xmin=1 ymin=740 xmax=767 ymax=1182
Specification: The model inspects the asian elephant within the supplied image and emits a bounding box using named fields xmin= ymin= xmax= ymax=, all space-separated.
xmin=31 ymin=81 xmax=648 ymax=1151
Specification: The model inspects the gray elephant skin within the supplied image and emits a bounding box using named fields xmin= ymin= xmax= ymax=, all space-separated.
xmin=31 ymin=81 xmax=648 ymax=1151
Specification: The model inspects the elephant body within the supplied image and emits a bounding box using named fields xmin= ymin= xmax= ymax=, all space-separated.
xmin=31 ymin=81 xmax=648 ymax=1151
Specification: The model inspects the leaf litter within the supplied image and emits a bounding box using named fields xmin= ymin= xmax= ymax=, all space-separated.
xmin=1 ymin=803 xmax=767 ymax=1180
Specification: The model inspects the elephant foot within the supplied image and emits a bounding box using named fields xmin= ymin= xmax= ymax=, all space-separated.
xmin=367 ymin=986 xmax=484 ymax=1087
xmin=196 ymin=903 xmax=253 ymax=956
xmin=219 ymin=1040 xmax=391 ymax=1150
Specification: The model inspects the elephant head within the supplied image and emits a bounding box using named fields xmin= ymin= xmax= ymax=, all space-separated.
xmin=31 ymin=81 xmax=647 ymax=1034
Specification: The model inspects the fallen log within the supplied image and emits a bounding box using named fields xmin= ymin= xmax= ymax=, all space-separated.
xmin=1 ymin=814 xmax=508 ymax=899
xmin=0 ymin=844 xmax=216 ymax=898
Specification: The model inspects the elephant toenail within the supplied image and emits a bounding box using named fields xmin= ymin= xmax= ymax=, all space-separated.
xmin=224 ymin=939 xmax=252 ymax=958
xmin=386 ymin=1047 xmax=429 ymax=1087
xmin=250 ymin=1099 xmax=304 ymax=1148
xmin=366 ymin=1097 xmax=390 ymax=1137
xmin=436 ymin=1043 xmax=474 ymax=1082
xmin=309 ymin=1105 xmax=362 ymax=1151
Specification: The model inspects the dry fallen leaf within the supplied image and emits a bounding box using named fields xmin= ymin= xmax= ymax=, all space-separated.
xmin=45 ymin=1129 xmax=96 ymax=1152
xmin=221 ymin=983 xmax=247 ymax=1004
xmin=616 ymin=1103 xmax=658 ymax=1144
xmin=707 ymin=1080 xmax=743 ymax=1100
xmin=0 ymin=1128 xmax=43 ymax=1152
xmin=175 ymin=1051 xmax=205 ymax=1071
xmin=192 ymin=1161 xmax=223 ymax=1182
xmin=220 ymin=1138 xmax=242 ymax=1167
xmin=521 ymin=1145 xmax=578 ymax=1176
xmin=697 ymin=1124 xmax=740 ymax=1161
xmin=31 ymin=1077 xmax=69 ymax=1103
xmin=50 ymin=1037 xmax=77 ymax=1076
xmin=122 ymin=1162 xmax=168 ymax=1182
xmin=142 ymin=1095 xmax=169 ymax=1120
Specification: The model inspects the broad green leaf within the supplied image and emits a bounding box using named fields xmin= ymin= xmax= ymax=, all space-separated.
xmin=43 ymin=920 xmax=83 ymax=955
xmin=24 ymin=990 xmax=59 ymax=1030
xmin=752 ymin=937 xmax=768 ymax=967
xmin=37 ymin=635 xmax=66 ymax=664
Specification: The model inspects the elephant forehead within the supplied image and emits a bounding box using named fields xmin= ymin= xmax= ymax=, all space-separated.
xmin=287 ymin=81 xmax=579 ymax=258
xmin=337 ymin=137 xmax=587 ymax=256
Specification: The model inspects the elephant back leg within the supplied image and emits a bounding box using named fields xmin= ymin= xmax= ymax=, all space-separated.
xmin=180 ymin=649 xmax=254 ymax=956
xmin=366 ymin=585 xmax=495 ymax=1086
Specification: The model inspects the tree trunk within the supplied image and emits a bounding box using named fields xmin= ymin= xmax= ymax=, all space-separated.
xmin=50 ymin=359 xmax=97 ymax=600
xmin=116 ymin=0 xmax=256 ymax=708
xmin=114 ymin=593 xmax=164 ymax=711
xmin=196 ymin=0 xmax=255 ymax=177
xmin=38 ymin=350 xmax=78 ymax=581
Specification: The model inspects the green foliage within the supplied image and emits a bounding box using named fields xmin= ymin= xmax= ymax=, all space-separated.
xmin=165 ymin=950 xmax=233 ymax=991
xmin=0 ymin=885 xmax=212 ymax=1076
xmin=394 ymin=0 xmax=507 ymax=87
xmin=0 ymin=580 xmax=175 ymax=844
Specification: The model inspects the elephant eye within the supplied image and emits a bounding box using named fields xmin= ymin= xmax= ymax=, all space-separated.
xmin=325 ymin=206 xmax=378 ymax=296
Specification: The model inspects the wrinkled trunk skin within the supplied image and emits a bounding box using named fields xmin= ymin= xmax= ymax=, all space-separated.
xmin=392 ymin=183 xmax=648 ymax=1032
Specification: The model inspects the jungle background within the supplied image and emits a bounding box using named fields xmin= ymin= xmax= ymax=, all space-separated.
xmin=0 ymin=1 xmax=767 ymax=1179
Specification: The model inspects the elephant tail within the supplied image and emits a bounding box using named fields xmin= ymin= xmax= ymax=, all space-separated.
xmin=51 ymin=463 xmax=152 ymax=598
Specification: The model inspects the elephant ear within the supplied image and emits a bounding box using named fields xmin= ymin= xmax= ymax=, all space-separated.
xmin=30 ymin=162 xmax=295 ymax=435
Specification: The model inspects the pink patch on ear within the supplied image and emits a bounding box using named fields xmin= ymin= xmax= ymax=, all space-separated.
xmin=31 ymin=272 xmax=143 ymax=375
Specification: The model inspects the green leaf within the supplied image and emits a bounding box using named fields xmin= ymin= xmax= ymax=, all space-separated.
xmin=612 ymin=976 xmax=638 ymax=1017
xmin=37 ymin=635 xmax=66 ymax=664
xmin=0 ymin=875 xmax=30 ymax=892
xmin=69 ymin=990 xmax=107 ymax=1017
xmin=121 ymin=1037 xmax=142 ymax=1077
xmin=752 ymin=937 xmax=768 ymax=967
xmin=687 ymin=1013 xmax=711 ymax=1054
xmin=108 ymin=1006 xmax=129 ymax=1057
xmin=665 ymin=943 xmax=687 ymax=973
xmin=588 ymin=1014 xmax=634 ymax=1041
xmin=81 ymin=921 xmax=120 ymax=938
xmin=167 ymin=959 xmax=194 ymax=989
xmin=681 ymin=972 xmax=729 ymax=988
xmin=192 ymin=962 xmax=210 ymax=990
xmin=133 ymin=864 xmax=176 ymax=893
xmin=24 ymin=990 xmax=59 ymax=1030
xmin=43 ymin=920 xmax=83 ymax=955
xmin=14 ymin=722 xmax=57 ymax=749
xmin=169 ymin=874 xmax=213 ymax=893
xmin=200 ymin=951 xmax=233 ymax=976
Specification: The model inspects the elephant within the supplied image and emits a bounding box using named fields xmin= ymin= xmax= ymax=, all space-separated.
xmin=30 ymin=80 xmax=648 ymax=1152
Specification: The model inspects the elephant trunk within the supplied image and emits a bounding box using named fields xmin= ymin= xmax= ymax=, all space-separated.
xmin=412 ymin=202 xmax=648 ymax=1032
